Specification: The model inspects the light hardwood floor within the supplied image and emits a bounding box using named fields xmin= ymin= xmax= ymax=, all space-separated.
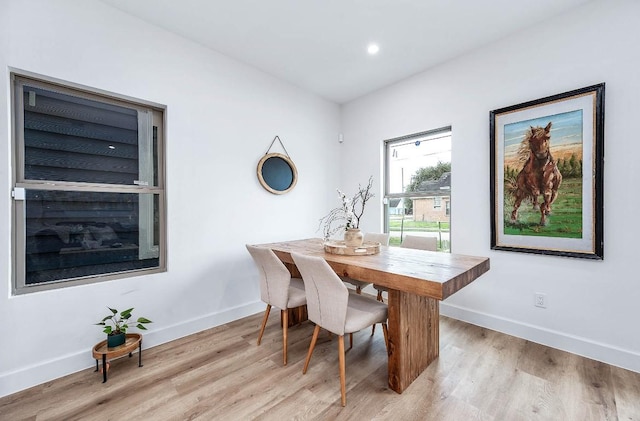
xmin=1 ymin=312 xmax=639 ymax=420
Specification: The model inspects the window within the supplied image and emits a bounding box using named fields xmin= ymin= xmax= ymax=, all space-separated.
xmin=384 ymin=128 xmax=451 ymax=250
xmin=11 ymin=73 xmax=166 ymax=294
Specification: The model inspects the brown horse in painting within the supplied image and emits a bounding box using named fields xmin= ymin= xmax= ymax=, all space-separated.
xmin=511 ymin=122 xmax=563 ymax=226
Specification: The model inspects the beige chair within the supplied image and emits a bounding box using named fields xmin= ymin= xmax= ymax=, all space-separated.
xmin=399 ymin=234 xmax=437 ymax=251
xmin=374 ymin=235 xmax=437 ymax=302
xmin=291 ymin=252 xmax=388 ymax=407
xmin=246 ymin=244 xmax=307 ymax=366
xmin=340 ymin=232 xmax=390 ymax=294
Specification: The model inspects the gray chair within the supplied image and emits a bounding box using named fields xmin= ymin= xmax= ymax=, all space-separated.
xmin=374 ymin=235 xmax=437 ymax=302
xmin=246 ymin=244 xmax=307 ymax=366
xmin=340 ymin=232 xmax=390 ymax=294
xmin=291 ymin=252 xmax=388 ymax=407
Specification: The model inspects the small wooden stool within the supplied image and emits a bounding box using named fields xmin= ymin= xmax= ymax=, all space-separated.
xmin=92 ymin=333 xmax=143 ymax=383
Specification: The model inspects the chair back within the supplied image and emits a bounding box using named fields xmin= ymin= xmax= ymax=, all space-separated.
xmin=246 ymin=244 xmax=293 ymax=309
xmin=364 ymin=232 xmax=390 ymax=246
xmin=400 ymin=235 xmax=437 ymax=251
xmin=291 ymin=252 xmax=349 ymax=335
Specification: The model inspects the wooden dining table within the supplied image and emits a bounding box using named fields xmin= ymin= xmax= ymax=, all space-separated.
xmin=256 ymin=238 xmax=490 ymax=394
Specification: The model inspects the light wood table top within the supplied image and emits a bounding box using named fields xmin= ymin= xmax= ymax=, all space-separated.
xmin=260 ymin=238 xmax=490 ymax=300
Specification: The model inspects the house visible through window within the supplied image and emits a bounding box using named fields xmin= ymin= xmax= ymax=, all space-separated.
xmin=384 ymin=128 xmax=451 ymax=250
xmin=11 ymin=73 xmax=166 ymax=294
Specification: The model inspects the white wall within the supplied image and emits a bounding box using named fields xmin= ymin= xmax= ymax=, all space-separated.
xmin=342 ymin=0 xmax=640 ymax=372
xmin=0 ymin=0 xmax=341 ymax=397
xmin=3 ymin=0 xmax=638 ymax=399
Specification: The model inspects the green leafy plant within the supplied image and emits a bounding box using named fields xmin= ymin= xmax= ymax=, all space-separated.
xmin=96 ymin=307 xmax=152 ymax=336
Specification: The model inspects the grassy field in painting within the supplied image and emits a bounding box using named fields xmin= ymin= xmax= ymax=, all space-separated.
xmin=503 ymin=177 xmax=582 ymax=238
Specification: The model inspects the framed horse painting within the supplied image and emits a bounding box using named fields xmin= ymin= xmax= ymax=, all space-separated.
xmin=490 ymin=84 xmax=605 ymax=259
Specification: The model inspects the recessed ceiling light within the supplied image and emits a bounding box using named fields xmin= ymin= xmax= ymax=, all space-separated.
xmin=367 ymin=43 xmax=380 ymax=55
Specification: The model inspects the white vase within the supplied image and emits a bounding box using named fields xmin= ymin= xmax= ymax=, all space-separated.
xmin=344 ymin=228 xmax=364 ymax=247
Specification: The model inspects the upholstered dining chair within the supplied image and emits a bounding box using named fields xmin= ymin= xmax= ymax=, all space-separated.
xmin=373 ymin=235 xmax=437 ymax=302
xmin=291 ymin=252 xmax=388 ymax=407
xmin=340 ymin=232 xmax=390 ymax=294
xmin=399 ymin=234 xmax=437 ymax=251
xmin=246 ymin=244 xmax=307 ymax=366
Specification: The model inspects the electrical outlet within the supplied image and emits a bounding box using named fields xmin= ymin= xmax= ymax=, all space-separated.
xmin=534 ymin=292 xmax=547 ymax=308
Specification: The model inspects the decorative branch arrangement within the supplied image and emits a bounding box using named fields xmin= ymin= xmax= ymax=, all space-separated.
xmin=318 ymin=176 xmax=374 ymax=240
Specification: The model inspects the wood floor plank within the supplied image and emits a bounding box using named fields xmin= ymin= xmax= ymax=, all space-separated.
xmin=611 ymin=365 xmax=640 ymax=421
xmin=250 ymin=388 xmax=333 ymax=420
xmin=427 ymin=394 xmax=493 ymax=421
xmin=1 ymin=314 xmax=639 ymax=421
xmin=492 ymin=368 xmax=558 ymax=420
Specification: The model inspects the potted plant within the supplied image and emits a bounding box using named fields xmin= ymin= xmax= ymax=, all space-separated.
xmin=96 ymin=307 xmax=152 ymax=348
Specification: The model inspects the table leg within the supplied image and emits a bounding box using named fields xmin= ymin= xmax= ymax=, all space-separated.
xmin=95 ymin=359 xmax=98 ymax=372
xmin=138 ymin=341 xmax=143 ymax=367
xmin=386 ymin=289 xmax=439 ymax=393
xmin=283 ymin=262 xmax=308 ymax=326
xmin=284 ymin=305 xmax=308 ymax=326
xmin=102 ymin=354 xmax=107 ymax=383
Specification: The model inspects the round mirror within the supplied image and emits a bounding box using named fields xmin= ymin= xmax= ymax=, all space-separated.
xmin=257 ymin=153 xmax=298 ymax=194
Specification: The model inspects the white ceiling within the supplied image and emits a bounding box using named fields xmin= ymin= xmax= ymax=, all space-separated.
xmin=100 ymin=0 xmax=593 ymax=104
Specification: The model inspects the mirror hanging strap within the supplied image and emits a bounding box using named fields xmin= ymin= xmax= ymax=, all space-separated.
xmin=265 ymin=135 xmax=291 ymax=158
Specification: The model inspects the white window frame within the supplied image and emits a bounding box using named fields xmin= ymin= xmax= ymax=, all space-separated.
xmin=383 ymin=127 xmax=452 ymax=249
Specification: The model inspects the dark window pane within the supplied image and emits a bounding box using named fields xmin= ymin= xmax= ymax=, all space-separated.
xmin=22 ymin=85 xmax=158 ymax=186
xmin=24 ymin=189 xmax=160 ymax=284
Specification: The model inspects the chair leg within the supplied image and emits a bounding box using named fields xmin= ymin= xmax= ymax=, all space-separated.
xmin=371 ymin=291 xmax=383 ymax=336
xmin=348 ymin=333 xmax=353 ymax=350
xmin=382 ymin=323 xmax=389 ymax=353
xmin=303 ymin=325 xmax=321 ymax=374
xmin=257 ymin=304 xmax=271 ymax=345
xmin=338 ymin=335 xmax=346 ymax=407
xmin=355 ymin=285 xmax=362 ymax=294
xmin=371 ymin=291 xmax=385 ymax=336
xmin=282 ymin=309 xmax=288 ymax=366
xmin=371 ymin=290 xmax=384 ymax=336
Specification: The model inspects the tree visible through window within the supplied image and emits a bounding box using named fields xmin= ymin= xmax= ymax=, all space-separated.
xmin=384 ymin=128 xmax=452 ymax=250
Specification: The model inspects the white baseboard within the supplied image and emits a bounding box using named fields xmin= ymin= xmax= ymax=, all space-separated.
xmin=0 ymin=301 xmax=265 ymax=399
xmin=5 ymin=301 xmax=636 ymax=399
xmin=440 ymin=302 xmax=640 ymax=374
